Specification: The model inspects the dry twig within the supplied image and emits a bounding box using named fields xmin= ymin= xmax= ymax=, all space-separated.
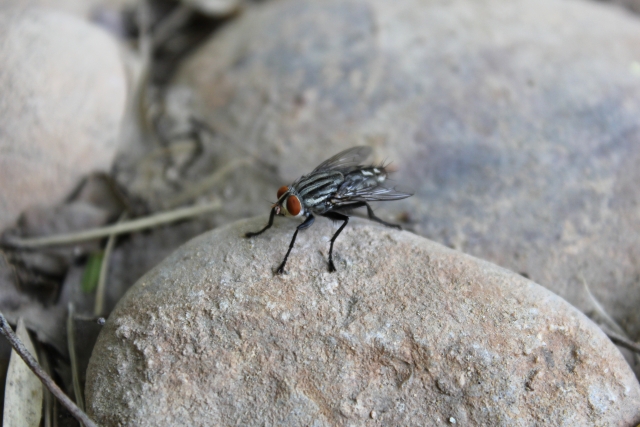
xmin=94 ymin=213 xmax=128 ymax=316
xmin=3 ymin=201 xmax=221 ymax=249
xmin=581 ymin=276 xmax=628 ymax=336
xmin=604 ymin=329 xmax=640 ymax=355
xmin=166 ymin=157 xmax=253 ymax=207
xmin=67 ymin=303 xmax=85 ymax=419
xmin=37 ymin=344 xmax=54 ymax=427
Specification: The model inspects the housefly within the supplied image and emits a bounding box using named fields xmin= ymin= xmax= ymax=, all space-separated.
xmin=245 ymin=146 xmax=412 ymax=274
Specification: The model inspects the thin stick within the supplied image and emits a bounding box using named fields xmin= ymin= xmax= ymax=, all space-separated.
xmin=37 ymin=343 xmax=54 ymax=427
xmin=67 ymin=303 xmax=85 ymax=419
xmin=135 ymin=0 xmax=155 ymax=139
xmin=3 ymin=201 xmax=221 ymax=249
xmin=94 ymin=213 xmax=127 ymax=316
xmin=581 ymin=276 xmax=628 ymax=337
xmin=165 ymin=158 xmax=253 ymax=208
xmin=152 ymin=4 xmax=192 ymax=47
xmin=604 ymin=329 xmax=640 ymax=355
xmin=581 ymin=277 xmax=640 ymax=361
xmin=0 ymin=311 xmax=99 ymax=427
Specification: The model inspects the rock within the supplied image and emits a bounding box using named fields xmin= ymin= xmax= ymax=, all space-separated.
xmin=104 ymin=220 xmax=212 ymax=314
xmin=171 ymin=0 xmax=640 ymax=357
xmin=605 ymin=0 xmax=640 ymax=14
xmin=86 ymin=217 xmax=640 ymax=426
xmin=0 ymin=0 xmax=137 ymax=21
xmin=0 ymin=7 xmax=126 ymax=231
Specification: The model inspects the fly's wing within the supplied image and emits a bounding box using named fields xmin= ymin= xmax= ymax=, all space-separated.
xmin=312 ymin=146 xmax=372 ymax=173
xmin=335 ymin=186 xmax=413 ymax=204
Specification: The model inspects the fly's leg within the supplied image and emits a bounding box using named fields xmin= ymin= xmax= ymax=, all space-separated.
xmin=276 ymin=214 xmax=315 ymax=275
xmin=245 ymin=207 xmax=277 ymax=238
xmin=364 ymin=202 xmax=402 ymax=230
xmin=321 ymin=212 xmax=350 ymax=273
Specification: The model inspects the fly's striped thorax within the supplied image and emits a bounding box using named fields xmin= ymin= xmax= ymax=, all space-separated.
xmin=293 ymin=170 xmax=344 ymax=209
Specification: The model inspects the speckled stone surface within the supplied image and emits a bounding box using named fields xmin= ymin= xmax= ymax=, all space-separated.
xmin=167 ymin=0 xmax=640 ymax=359
xmin=86 ymin=217 xmax=640 ymax=426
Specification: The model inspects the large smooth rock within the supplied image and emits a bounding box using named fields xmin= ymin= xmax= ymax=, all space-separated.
xmin=0 ymin=0 xmax=136 ymax=20
xmin=0 ymin=7 xmax=126 ymax=230
xmin=170 ymin=0 xmax=640 ymax=350
xmin=86 ymin=217 xmax=640 ymax=426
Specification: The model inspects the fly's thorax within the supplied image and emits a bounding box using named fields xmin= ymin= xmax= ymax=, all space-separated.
xmin=293 ymin=170 xmax=344 ymax=209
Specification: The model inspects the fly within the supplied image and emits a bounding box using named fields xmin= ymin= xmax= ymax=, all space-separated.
xmin=245 ymin=146 xmax=412 ymax=274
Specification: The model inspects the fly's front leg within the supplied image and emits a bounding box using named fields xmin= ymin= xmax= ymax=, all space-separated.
xmin=365 ymin=202 xmax=402 ymax=230
xmin=276 ymin=214 xmax=315 ymax=275
xmin=245 ymin=207 xmax=277 ymax=238
xmin=321 ymin=212 xmax=350 ymax=273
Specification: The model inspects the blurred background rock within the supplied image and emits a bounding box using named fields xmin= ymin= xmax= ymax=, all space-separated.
xmin=1 ymin=0 xmax=640 ymax=424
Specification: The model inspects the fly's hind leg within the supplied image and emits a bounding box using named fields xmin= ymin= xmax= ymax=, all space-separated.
xmin=364 ymin=202 xmax=402 ymax=230
xmin=321 ymin=211 xmax=350 ymax=273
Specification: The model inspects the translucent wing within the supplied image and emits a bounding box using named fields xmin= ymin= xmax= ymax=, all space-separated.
xmin=335 ymin=186 xmax=413 ymax=203
xmin=312 ymin=146 xmax=372 ymax=173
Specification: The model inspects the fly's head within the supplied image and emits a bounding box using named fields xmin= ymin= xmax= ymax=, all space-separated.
xmin=273 ymin=186 xmax=304 ymax=218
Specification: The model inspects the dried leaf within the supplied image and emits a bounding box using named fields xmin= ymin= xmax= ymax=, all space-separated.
xmin=3 ymin=318 xmax=43 ymax=427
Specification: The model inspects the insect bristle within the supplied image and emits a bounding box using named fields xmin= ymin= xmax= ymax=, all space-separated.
xmin=379 ymin=159 xmax=397 ymax=173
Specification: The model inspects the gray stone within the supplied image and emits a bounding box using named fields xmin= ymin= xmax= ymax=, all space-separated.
xmin=86 ymin=217 xmax=640 ymax=426
xmin=0 ymin=0 xmax=137 ymax=20
xmin=171 ymin=0 xmax=640 ymax=359
xmin=604 ymin=0 xmax=640 ymax=14
xmin=0 ymin=7 xmax=126 ymax=230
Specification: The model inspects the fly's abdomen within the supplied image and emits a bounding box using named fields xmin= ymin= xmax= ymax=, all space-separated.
xmin=341 ymin=166 xmax=387 ymax=193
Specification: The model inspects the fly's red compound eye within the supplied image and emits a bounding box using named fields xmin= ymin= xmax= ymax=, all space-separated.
xmin=286 ymin=195 xmax=302 ymax=216
xmin=277 ymin=186 xmax=288 ymax=199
